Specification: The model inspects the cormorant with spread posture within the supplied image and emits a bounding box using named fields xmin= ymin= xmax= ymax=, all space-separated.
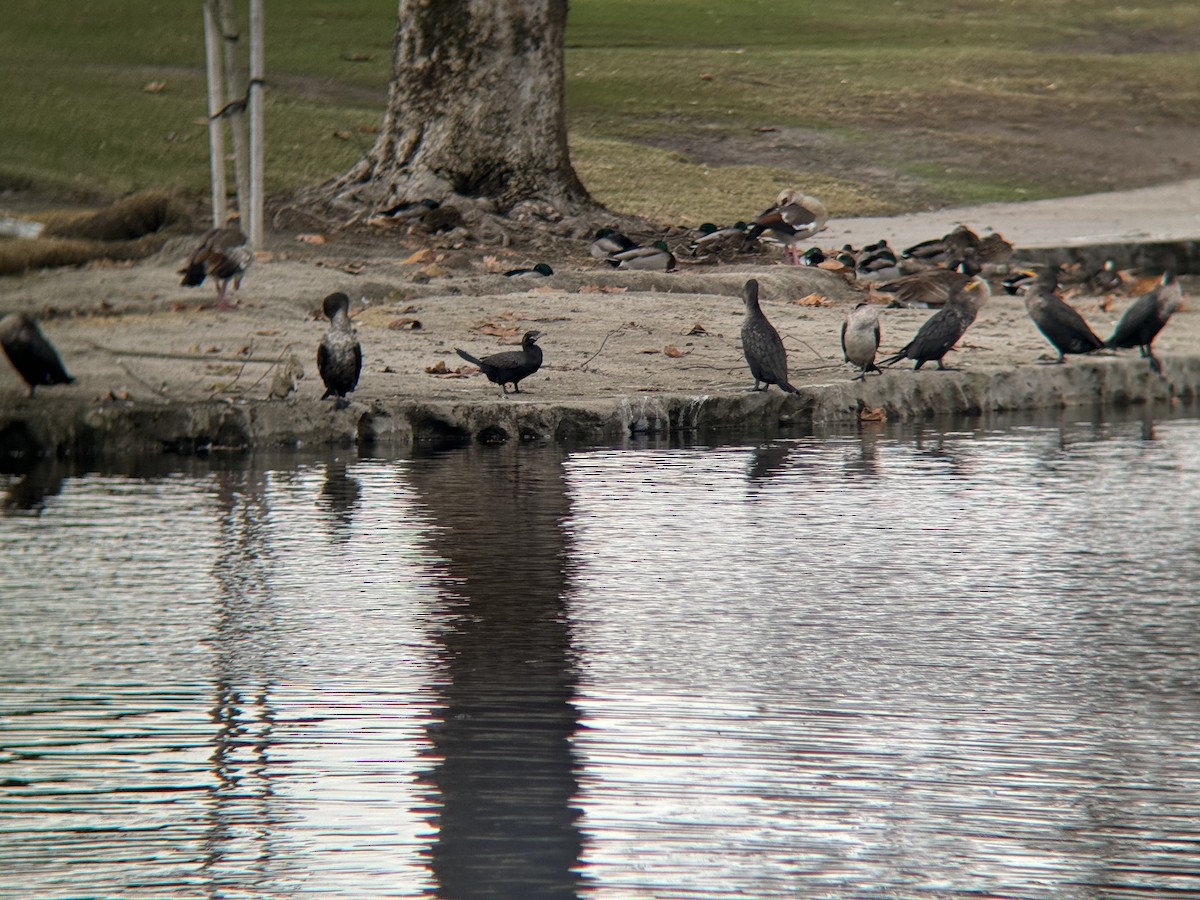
xmin=879 ymin=275 xmax=990 ymax=370
xmin=0 ymin=313 xmax=74 ymax=398
xmin=317 ymin=292 xmax=362 ymax=409
xmin=841 ymin=302 xmax=882 ymax=380
xmin=456 ymin=330 xmax=543 ymax=397
xmin=741 ymin=279 xmax=798 ymax=393
xmin=1106 ymin=270 xmax=1183 ymax=373
xmin=179 ymin=225 xmax=252 ymax=309
xmin=1023 ymin=267 xmax=1104 ymax=364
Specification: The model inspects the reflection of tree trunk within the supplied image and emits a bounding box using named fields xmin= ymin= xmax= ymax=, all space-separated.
xmin=329 ymin=0 xmax=592 ymax=214
xmin=407 ymin=446 xmax=582 ymax=899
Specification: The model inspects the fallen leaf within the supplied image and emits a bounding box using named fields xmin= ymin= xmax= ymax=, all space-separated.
xmin=859 ymin=406 xmax=886 ymax=423
xmin=418 ymin=262 xmax=447 ymax=278
xmin=255 ymin=329 xmax=280 ymax=336
xmin=793 ymin=293 xmax=832 ymax=307
xmin=344 ymin=53 xmax=371 ymax=62
xmin=686 ymin=322 xmax=708 ymax=335
xmin=333 ymin=130 xmax=352 ymax=141
xmin=143 ymin=81 xmax=167 ymax=93
xmin=238 ymin=345 xmax=252 ymax=355
xmin=253 ymin=250 xmax=274 ymax=262
xmin=817 ymin=260 xmax=850 ymax=273
xmin=388 ymin=317 xmax=422 ymax=330
xmin=699 ymin=72 xmax=714 ymax=81
xmin=664 ymin=345 xmax=686 ymax=358
xmin=297 ymin=233 xmax=327 ymax=245
xmin=640 ymin=347 xmax=661 ymax=354
xmin=341 ymin=263 xmax=366 ymax=275
xmin=476 ymin=325 xmax=521 ymax=338
xmin=402 ymin=248 xmax=436 ymax=265
xmin=425 ymin=360 xmax=450 ymax=374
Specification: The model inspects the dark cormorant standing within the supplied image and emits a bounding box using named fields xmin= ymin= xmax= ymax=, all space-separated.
xmin=1106 ymin=270 xmax=1183 ymax=373
xmin=317 ymin=292 xmax=362 ymax=409
xmin=741 ymin=279 xmax=798 ymax=393
xmin=0 ymin=313 xmax=74 ymax=398
xmin=179 ymin=225 xmax=252 ymax=309
xmin=1022 ymin=267 xmax=1104 ymax=364
xmin=879 ymin=275 xmax=990 ymax=370
xmin=746 ymin=189 xmax=828 ymax=265
xmin=841 ymin=302 xmax=882 ymax=380
xmin=456 ymin=330 xmax=543 ymax=397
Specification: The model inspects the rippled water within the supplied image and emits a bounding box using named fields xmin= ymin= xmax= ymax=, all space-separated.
xmin=3 ymin=407 xmax=1199 ymax=899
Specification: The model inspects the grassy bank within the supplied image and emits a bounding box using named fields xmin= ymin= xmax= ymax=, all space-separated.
xmin=3 ymin=1 xmax=1199 ymax=224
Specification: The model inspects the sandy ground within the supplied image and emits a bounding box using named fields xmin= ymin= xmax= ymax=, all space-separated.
xmin=0 ymin=187 xmax=1197 ymax=417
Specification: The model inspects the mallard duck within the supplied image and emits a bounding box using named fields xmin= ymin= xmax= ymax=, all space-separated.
xmin=0 ymin=313 xmax=74 ymax=398
xmin=317 ymin=292 xmax=362 ymax=410
xmin=854 ymin=241 xmax=901 ymax=282
xmin=740 ymin=279 xmax=798 ymax=393
xmin=876 ymin=260 xmax=980 ymax=308
xmin=455 ymin=330 xmax=543 ymax=397
xmin=746 ymin=189 xmax=828 ymax=265
xmin=590 ymin=227 xmax=638 ymax=259
xmin=606 ymin=240 xmax=677 ymax=272
xmin=179 ymin=225 xmax=251 ymax=310
xmin=879 ymin=275 xmax=990 ymax=370
xmin=1022 ymin=267 xmax=1104 ymax=364
xmin=1106 ymin=270 xmax=1183 ymax=373
xmin=900 ymin=225 xmax=981 ymax=267
xmin=841 ymin=302 xmax=882 ymax=380
xmin=504 ymin=263 xmax=553 ymax=277
xmin=687 ymin=222 xmax=750 ymax=257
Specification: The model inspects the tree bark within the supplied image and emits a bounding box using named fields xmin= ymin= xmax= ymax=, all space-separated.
xmin=328 ymin=0 xmax=592 ymax=215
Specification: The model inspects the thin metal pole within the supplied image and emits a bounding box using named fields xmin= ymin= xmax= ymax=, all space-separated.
xmin=247 ymin=0 xmax=265 ymax=249
xmin=202 ymin=1 xmax=227 ymax=228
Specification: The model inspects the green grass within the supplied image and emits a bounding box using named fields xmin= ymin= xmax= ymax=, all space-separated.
xmin=3 ymin=0 xmax=1200 ymax=221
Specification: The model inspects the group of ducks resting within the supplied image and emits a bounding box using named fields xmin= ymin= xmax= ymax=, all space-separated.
xmin=0 ymin=197 xmax=1186 ymax=403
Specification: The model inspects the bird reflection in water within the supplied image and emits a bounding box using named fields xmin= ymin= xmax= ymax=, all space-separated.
xmin=406 ymin=444 xmax=583 ymax=899
xmin=316 ymin=456 xmax=362 ymax=542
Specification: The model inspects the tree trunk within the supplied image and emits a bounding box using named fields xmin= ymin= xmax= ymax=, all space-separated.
xmin=328 ymin=0 xmax=592 ymax=215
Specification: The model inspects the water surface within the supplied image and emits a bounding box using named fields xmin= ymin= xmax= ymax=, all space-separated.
xmin=2 ymin=407 xmax=1199 ymax=898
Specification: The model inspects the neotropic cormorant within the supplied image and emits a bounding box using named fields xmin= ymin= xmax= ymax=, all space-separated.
xmin=741 ymin=279 xmax=798 ymax=393
xmin=0 ymin=313 xmax=74 ymax=398
xmin=1106 ymin=271 xmax=1183 ymax=374
xmin=456 ymin=330 xmax=543 ymax=397
xmin=879 ymin=275 xmax=990 ymax=370
xmin=841 ymin=302 xmax=883 ymax=380
xmin=317 ymin=292 xmax=362 ymax=409
xmin=1023 ymin=267 xmax=1104 ymax=364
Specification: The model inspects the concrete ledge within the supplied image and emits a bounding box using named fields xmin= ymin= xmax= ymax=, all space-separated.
xmin=3 ymin=354 xmax=1196 ymax=459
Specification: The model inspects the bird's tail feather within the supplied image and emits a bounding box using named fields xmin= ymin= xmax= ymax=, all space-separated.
xmin=878 ymin=352 xmax=907 ymax=367
xmin=179 ymin=261 xmax=208 ymax=287
xmin=455 ymin=348 xmax=482 ymax=366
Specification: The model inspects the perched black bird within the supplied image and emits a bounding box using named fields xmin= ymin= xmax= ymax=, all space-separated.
xmin=316 ymin=292 xmax=362 ymax=410
xmin=0 ymin=313 xmax=74 ymax=398
xmin=179 ymin=225 xmax=252 ymax=309
xmin=456 ymin=330 xmax=543 ymax=397
xmin=841 ymin=302 xmax=882 ymax=380
xmin=1022 ymin=267 xmax=1104 ymax=364
xmin=879 ymin=275 xmax=990 ymax=370
xmin=1106 ymin=271 xmax=1183 ymax=374
xmin=740 ymin=279 xmax=798 ymax=393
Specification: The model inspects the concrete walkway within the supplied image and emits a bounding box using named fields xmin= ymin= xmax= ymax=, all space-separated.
xmin=828 ymin=178 xmax=1200 ymax=252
